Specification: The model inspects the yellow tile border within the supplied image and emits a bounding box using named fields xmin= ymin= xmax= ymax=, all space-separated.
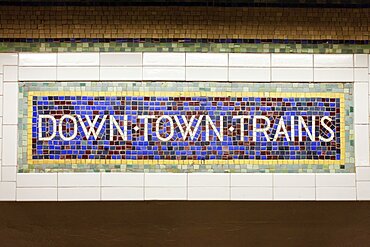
xmin=27 ymin=91 xmax=346 ymax=165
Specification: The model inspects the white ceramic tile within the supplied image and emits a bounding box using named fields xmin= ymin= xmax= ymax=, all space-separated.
xmin=3 ymin=83 xmax=18 ymax=124
xmin=145 ymin=173 xmax=187 ymax=187
xmin=19 ymin=53 xmax=57 ymax=66
xmin=0 ymin=182 xmax=16 ymax=201
xmin=19 ymin=67 xmax=57 ymax=81
xmin=3 ymin=66 xmax=18 ymax=82
xmin=102 ymin=187 xmax=144 ymax=200
xmin=272 ymin=54 xmax=313 ymax=67
xmin=274 ymin=187 xmax=315 ymax=200
xmin=354 ymin=68 xmax=368 ymax=82
xmin=274 ymin=174 xmax=315 ymax=187
xmin=16 ymin=188 xmax=57 ymax=201
xmin=186 ymin=67 xmax=228 ymax=81
xmin=2 ymin=125 xmax=17 ymax=167
xmin=316 ymin=187 xmax=356 ymax=200
xmin=0 ymin=96 xmax=3 ymax=116
xmin=143 ymin=53 xmax=185 ymax=66
xmin=0 ymin=117 xmax=3 ymax=138
xmin=354 ymin=82 xmax=369 ymax=124
xmin=231 ymin=173 xmax=273 ymax=187
xmin=100 ymin=52 xmax=142 ymax=66
xmin=272 ymin=68 xmax=313 ymax=82
xmin=314 ymin=68 xmax=353 ymax=82
xmin=1 ymin=167 xmax=16 ymax=181
xmin=0 ymin=141 xmax=2 ymax=159
xmin=0 ymin=53 xmax=18 ymax=73
xmin=231 ymin=187 xmax=273 ymax=200
xmin=17 ymin=173 xmax=57 ymax=187
xmin=357 ymin=182 xmax=370 ymax=200
xmin=0 ymin=74 xmax=3 ymax=95
xmin=314 ymin=54 xmax=353 ymax=68
xmin=188 ymin=173 xmax=230 ymax=187
xmin=100 ymin=67 xmax=142 ymax=80
xmin=58 ymin=52 xmax=99 ymax=66
xmin=145 ymin=187 xmax=187 ymax=200
xmin=355 ymin=125 xmax=369 ymax=167
xmin=101 ymin=173 xmax=144 ymax=187
xmin=316 ymin=174 xmax=355 ymax=187
xmin=57 ymin=67 xmax=99 ymax=80
xmin=188 ymin=187 xmax=229 ymax=200
xmin=229 ymin=68 xmax=270 ymax=82
xmin=143 ymin=67 xmax=185 ymax=80
xmin=58 ymin=187 xmax=100 ymax=201
xmin=356 ymin=167 xmax=370 ymax=181
xmin=58 ymin=173 xmax=100 ymax=187
xmin=186 ymin=53 xmax=228 ymax=66
xmin=228 ymin=53 xmax=270 ymax=67
xmin=354 ymin=54 xmax=368 ymax=68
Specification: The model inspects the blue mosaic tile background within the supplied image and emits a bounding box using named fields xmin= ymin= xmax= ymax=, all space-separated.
xmin=18 ymin=82 xmax=354 ymax=173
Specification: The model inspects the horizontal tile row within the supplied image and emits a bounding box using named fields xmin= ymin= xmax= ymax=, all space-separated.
xmin=0 ymin=182 xmax=362 ymax=201
xmin=14 ymin=53 xmax=369 ymax=68
xmin=17 ymin=66 xmax=361 ymax=82
xmin=15 ymin=173 xmax=359 ymax=188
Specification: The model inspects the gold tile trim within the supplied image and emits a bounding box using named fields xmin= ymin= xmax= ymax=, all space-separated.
xmin=27 ymin=91 xmax=346 ymax=165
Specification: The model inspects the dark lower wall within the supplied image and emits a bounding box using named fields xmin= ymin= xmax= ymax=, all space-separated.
xmin=0 ymin=202 xmax=370 ymax=246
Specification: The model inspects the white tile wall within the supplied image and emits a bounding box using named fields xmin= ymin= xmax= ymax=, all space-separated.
xmin=100 ymin=52 xmax=142 ymax=66
xmin=229 ymin=68 xmax=270 ymax=82
xmin=58 ymin=173 xmax=100 ymax=187
xmin=274 ymin=187 xmax=315 ymax=200
xmin=274 ymin=174 xmax=315 ymax=187
xmin=229 ymin=53 xmax=270 ymax=67
xmin=186 ymin=53 xmax=228 ymax=66
xmin=354 ymin=82 xmax=369 ymax=124
xmin=19 ymin=67 xmax=57 ymax=81
xmin=102 ymin=187 xmax=144 ymax=200
xmin=188 ymin=187 xmax=229 ymax=200
xmin=17 ymin=173 xmax=57 ymax=187
xmin=314 ymin=68 xmax=353 ymax=82
xmin=143 ymin=53 xmax=185 ymax=66
xmin=188 ymin=173 xmax=230 ymax=187
xmin=100 ymin=67 xmax=142 ymax=80
xmin=57 ymin=67 xmax=99 ymax=81
xmin=314 ymin=54 xmax=353 ymax=68
xmin=3 ymin=66 xmax=18 ymax=82
xmin=145 ymin=187 xmax=187 ymax=200
xmin=0 ymin=52 xmax=368 ymax=201
xmin=143 ymin=67 xmax=185 ymax=80
xmin=231 ymin=187 xmax=273 ymax=200
xmin=58 ymin=53 xmax=99 ymax=66
xmin=3 ymin=83 xmax=18 ymax=124
xmin=145 ymin=173 xmax=187 ymax=187
xmin=355 ymin=125 xmax=369 ymax=167
xmin=316 ymin=187 xmax=356 ymax=200
xmin=19 ymin=53 xmax=57 ymax=66
xmin=0 ymin=182 xmax=16 ymax=201
xmin=17 ymin=188 xmax=57 ymax=201
xmin=58 ymin=187 xmax=100 ymax=201
xmin=0 ymin=53 xmax=18 ymax=73
xmin=272 ymin=54 xmax=313 ymax=67
xmin=272 ymin=68 xmax=313 ymax=82
xmin=186 ymin=67 xmax=228 ymax=81
xmin=316 ymin=174 xmax=355 ymax=187
xmin=231 ymin=173 xmax=272 ymax=187
xmin=101 ymin=173 xmax=144 ymax=187
xmin=2 ymin=125 xmax=17 ymax=167
xmin=354 ymin=54 xmax=368 ymax=68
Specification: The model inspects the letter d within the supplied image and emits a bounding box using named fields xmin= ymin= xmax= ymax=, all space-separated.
xmin=38 ymin=115 xmax=57 ymax=141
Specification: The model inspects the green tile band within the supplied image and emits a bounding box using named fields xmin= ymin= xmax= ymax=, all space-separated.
xmin=1 ymin=42 xmax=370 ymax=53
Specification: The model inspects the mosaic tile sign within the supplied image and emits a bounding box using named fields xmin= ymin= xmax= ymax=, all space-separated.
xmin=18 ymin=82 xmax=354 ymax=173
